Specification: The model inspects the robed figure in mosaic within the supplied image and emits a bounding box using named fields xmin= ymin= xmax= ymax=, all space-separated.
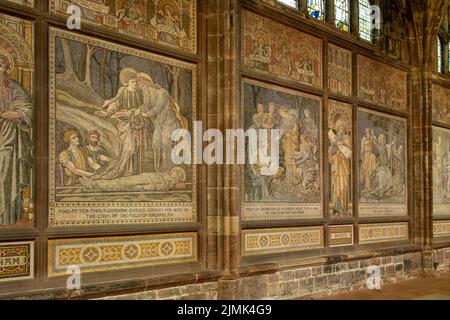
xmin=329 ymin=118 xmax=351 ymax=216
xmin=0 ymin=54 xmax=33 ymax=225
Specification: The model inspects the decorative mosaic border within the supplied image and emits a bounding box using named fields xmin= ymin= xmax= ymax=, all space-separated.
xmin=242 ymin=227 xmax=324 ymax=256
xmin=0 ymin=241 xmax=34 ymax=282
xmin=48 ymin=233 xmax=197 ymax=276
xmin=328 ymin=225 xmax=354 ymax=247
xmin=434 ymin=221 xmax=450 ymax=238
xmin=358 ymin=223 xmax=409 ymax=245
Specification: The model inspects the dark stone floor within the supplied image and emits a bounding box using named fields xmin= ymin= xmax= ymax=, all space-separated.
xmin=315 ymin=273 xmax=450 ymax=300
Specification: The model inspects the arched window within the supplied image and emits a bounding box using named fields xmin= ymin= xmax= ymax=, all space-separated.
xmin=335 ymin=0 xmax=350 ymax=32
xmin=359 ymin=0 xmax=372 ymax=41
xmin=308 ymin=0 xmax=325 ymax=20
xmin=278 ymin=0 xmax=298 ymax=9
xmin=437 ymin=36 xmax=443 ymax=73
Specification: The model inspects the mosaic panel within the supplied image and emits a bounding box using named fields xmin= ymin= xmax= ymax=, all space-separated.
xmin=358 ymin=108 xmax=408 ymax=217
xmin=49 ymin=0 xmax=197 ymax=54
xmin=358 ymin=55 xmax=407 ymax=111
xmin=242 ymin=79 xmax=323 ymax=222
xmin=241 ymin=10 xmax=323 ymax=88
xmin=432 ymin=84 xmax=450 ymax=126
xmin=0 ymin=14 xmax=35 ymax=228
xmin=48 ymin=28 xmax=196 ymax=227
xmin=328 ymin=44 xmax=352 ymax=97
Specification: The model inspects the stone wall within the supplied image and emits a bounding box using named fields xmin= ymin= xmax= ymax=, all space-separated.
xmin=97 ymin=250 xmax=450 ymax=300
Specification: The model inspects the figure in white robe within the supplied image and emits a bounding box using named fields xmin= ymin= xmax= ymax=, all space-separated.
xmin=0 ymin=55 xmax=33 ymax=225
xmin=138 ymin=73 xmax=188 ymax=172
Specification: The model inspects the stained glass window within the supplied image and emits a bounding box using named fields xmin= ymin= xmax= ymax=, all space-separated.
xmin=437 ymin=37 xmax=443 ymax=73
xmin=278 ymin=0 xmax=298 ymax=9
xmin=308 ymin=0 xmax=325 ymax=20
xmin=335 ymin=0 xmax=350 ymax=32
xmin=448 ymin=42 xmax=450 ymax=72
xmin=359 ymin=0 xmax=372 ymax=41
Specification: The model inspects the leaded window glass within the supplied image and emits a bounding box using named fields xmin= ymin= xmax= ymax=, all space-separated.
xmin=359 ymin=0 xmax=372 ymax=41
xmin=278 ymin=0 xmax=298 ymax=9
xmin=308 ymin=0 xmax=325 ymax=20
xmin=335 ymin=0 xmax=350 ymax=32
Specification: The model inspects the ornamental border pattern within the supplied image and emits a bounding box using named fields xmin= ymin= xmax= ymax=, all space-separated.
xmin=242 ymin=227 xmax=324 ymax=256
xmin=433 ymin=221 xmax=450 ymax=238
xmin=358 ymin=222 xmax=409 ymax=245
xmin=48 ymin=233 xmax=197 ymax=276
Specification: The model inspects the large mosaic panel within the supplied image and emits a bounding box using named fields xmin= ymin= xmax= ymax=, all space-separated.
xmin=432 ymin=126 xmax=450 ymax=217
xmin=328 ymin=100 xmax=353 ymax=217
xmin=358 ymin=222 xmax=409 ymax=244
xmin=48 ymin=28 xmax=196 ymax=227
xmin=357 ymin=108 xmax=407 ymax=217
xmin=0 ymin=241 xmax=34 ymax=282
xmin=241 ymin=10 xmax=323 ymax=88
xmin=0 ymin=14 xmax=34 ymax=228
xmin=242 ymin=227 xmax=324 ymax=256
xmin=328 ymin=44 xmax=352 ymax=97
xmin=242 ymin=79 xmax=322 ymax=222
xmin=48 ymin=233 xmax=197 ymax=276
xmin=49 ymin=0 xmax=197 ymax=54
xmin=432 ymin=84 xmax=450 ymax=126
xmin=358 ymin=56 xmax=407 ymax=111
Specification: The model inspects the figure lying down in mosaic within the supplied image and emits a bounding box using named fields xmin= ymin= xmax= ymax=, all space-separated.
xmin=79 ymin=166 xmax=186 ymax=192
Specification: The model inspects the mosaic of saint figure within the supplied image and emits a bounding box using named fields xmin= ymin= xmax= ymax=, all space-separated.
xmin=0 ymin=54 xmax=33 ymax=225
xmin=328 ymin=103 xmax=352 ymax=217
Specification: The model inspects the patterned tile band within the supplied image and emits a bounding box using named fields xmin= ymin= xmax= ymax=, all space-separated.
xmin=433 ymin=221 xmax=450 ymax=238
xmin=242 ymin=227 xmax=324 ymax=256
xmin=359 ymin=223 xmax=409 ymax=244
xmin=48 ymin=233 xmax=197 ymax=276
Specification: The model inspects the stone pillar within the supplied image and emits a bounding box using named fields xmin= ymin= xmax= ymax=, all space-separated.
xmin=206 ymin=0 xmax=240 ymax=299
xmin=326 ymin=0 xmax=335 ymax=26
xmin=351 ymin=0 xmax=360 ymax=37
xmin=406 ymin=0 xmax=449 ymax=272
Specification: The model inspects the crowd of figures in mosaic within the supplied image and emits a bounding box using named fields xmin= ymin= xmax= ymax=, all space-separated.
xmin=242 ymin=79 xmax=322 ymax=221
xmin=433 ymin=126 xmax=450 ymax=217
xmin=50 ymin=0 xmax=197 ymax=54
xmin=358 ymin=56 xmax=407 ymax=111
xmin=241 ymin=10 xmax=323 ymax=89
xmin=0 ymin=14 xmax=34 ymax=228
xmin=358 ymin=109 xmax=407 ymax=217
